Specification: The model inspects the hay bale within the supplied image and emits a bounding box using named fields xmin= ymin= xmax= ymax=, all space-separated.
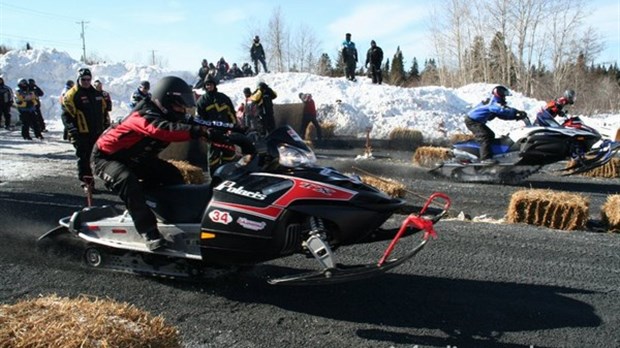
xmin=412 ymin=146 xmax=452 ymax=167
xmin=305 ymin=121 xmax=336 ymax=141
xmin=360 ymin=175 xmax=406 ymax=198
xmin=168 ymin=159 xmax=205 ymax=184
xmin=388 ymin=127 xmax=424 ymax=150
xmin=601 ymin=194 xmax=620 ymax=233
xmin=450 ymin=133 xmax=475 ymax=144
xmin=0 ymin=294 xmax=181 ymax=348
xmin=566 ymin=157 xmax=620 ymax=178
xmin=506 ymin=189 xmax=589 ymax=231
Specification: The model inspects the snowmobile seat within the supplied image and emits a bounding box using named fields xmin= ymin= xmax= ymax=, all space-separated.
xmin=145 ymin=183 xmax=213 ymax=223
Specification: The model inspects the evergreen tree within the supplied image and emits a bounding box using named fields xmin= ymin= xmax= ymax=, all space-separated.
xmin=317 ymin=53 xmax=333 ymax=77
xmin=383 ymin=58 xmax=391 ymax=84
xmin=488 ymin=31 xmax=509 ymax=83
xmin=468 ymin=35 xmax=487 ymax=83
xmin=390 ymin=46 xmax=406 ymax=86
xmin=420 ymin=59 xmax=439 ymax=85
xmin=408 ymin=57 xmax=420 ymax=83
xmin=334 ymin=50 xmax=346 ymax=78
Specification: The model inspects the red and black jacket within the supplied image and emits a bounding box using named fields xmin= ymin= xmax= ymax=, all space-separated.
xmin=95 ymin=101 xmax=202 ymax=161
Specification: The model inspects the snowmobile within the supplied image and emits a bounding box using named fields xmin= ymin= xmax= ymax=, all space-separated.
xmin=430 ymin=115 xmax=619 ymax=184
xmin=39 ymin=126 xmax=451 ymax=285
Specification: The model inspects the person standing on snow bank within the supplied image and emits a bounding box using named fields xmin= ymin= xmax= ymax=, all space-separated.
xmin=250 ymin=36 xmax=269 ymax=75
xmin=341 ymin=33 xmax=358 ymax=82
xmin=91 ymin=76 xmax=216 ymax=251
xmin=465 ymin=85 xmax=527 ymax=165
xmin=61 ymin=68 xmax=107 ymax=189
xmin=535 ymin=89 xmax=576 ymax=126
xmin=365 ymin=40 xmax=383 ymax=84
xmin=0 ymin=76 xmax=14 ymax=130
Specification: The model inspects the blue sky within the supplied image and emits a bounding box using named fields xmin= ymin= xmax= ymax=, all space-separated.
xmin=0 ymin=0 xmax=618 ymax=72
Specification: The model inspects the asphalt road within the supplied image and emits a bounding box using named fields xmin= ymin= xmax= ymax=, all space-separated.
xmin=0 ymin=146 xmax=619 ymax=348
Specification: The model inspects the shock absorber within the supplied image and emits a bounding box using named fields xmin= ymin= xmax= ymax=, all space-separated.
xmin=303 ymin=216 xmax=335 ymax=269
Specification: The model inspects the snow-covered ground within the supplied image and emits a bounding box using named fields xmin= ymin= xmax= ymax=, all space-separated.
xmin=1 ymin=48 xmax=618 ymax=181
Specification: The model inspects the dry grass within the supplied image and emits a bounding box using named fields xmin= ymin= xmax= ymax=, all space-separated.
xmin=360 ymin=175 xmax=406 ymax=198
xmin=566 ymin=157 xmax=620 ymax=178
xmin=0 ymin=294 xmax=181 ymax=348
xmin=388 ymin=127 xmax=424 ymax=150
xmin=506 ymin=189 xmax=589 ymax=231
xmin=412 ymin=146 xmax=453 ymax=168
xmin=601 ymin=194 xmax=620 ymax=233
xmin=305 ymin=121 xmax=336 ymax=141
xmin=167 ymin=159 xmax=205 ymax=184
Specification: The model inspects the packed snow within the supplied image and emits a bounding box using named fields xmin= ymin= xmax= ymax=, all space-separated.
xmin=1 ymin=48 xmax=618 ymax=181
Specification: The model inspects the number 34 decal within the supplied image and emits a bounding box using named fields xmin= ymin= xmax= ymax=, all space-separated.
xmin=208 ymin=209 xmax=232 ymax=225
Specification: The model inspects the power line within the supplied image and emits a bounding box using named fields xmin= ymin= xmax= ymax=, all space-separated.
xmin=0 ymin=1 xmax=80 ymax=22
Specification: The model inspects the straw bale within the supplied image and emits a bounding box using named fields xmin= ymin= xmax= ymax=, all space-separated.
xmin=168 ymin=159 xmax=205 ymax=184
xmin=566 ymin=158 xmax=620 ymax=178
xmin=506 ymin=189 xmax=589 ymax=231
xmin=360 ymin=175 xmax=406 ymax=198
xmin=305 ymin=122 xmax=336 ymax=141
xmin=388 ymin=127 xmax=424 ymax=150
xmin=412 ymin=146 xmax=453 ymax=168
xmin=450 ymin=133 xmax=475 ymax=144
xmin=601 ymin=194 xmax=620 ymax=233
xmin=0 ymin=294 xmax=180 ymax=348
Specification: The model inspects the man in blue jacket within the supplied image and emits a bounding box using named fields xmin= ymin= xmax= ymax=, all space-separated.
xmin=465 ymin=85 xmax=527 ymax=164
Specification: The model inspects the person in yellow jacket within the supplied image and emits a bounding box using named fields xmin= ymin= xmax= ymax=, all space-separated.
xmin=61 ymin=68 xmax=107 ymax=189
xmin=250 ymin=81 xmax=277 ymax=135
xmin=14 ymin=78 xmax=42 ymax=140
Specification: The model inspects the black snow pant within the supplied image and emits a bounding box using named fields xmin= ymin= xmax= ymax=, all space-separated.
xmin=18 ymin=111 xmax=41 ymax=139
xmin=465 ymin=116 xmax=495 ymax=161
xmin=300 ymin=114 xmax=322 ymax=141
xmin=91 ymin=147 xmax=185 ymax=235
xmin=369 ymin=64 xmax=382 ymax=84
xmin=344 ymin=60 xmax=356 ymax=81
xmin=0 ymin=105 xmax=11 ymax=128
xmin=72 ymin=134 xmax=98 ymax=182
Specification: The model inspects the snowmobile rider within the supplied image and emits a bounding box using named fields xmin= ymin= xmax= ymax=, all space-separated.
xmin=465 ymin=85 xmax=528 ymax=165
xmin=535 ymin=89 xmax=575 ymax=127
xmin=91 ymin=76 xmax=220 ymax=251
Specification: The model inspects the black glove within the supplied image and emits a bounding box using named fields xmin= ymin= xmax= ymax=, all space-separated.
xmin=516 ymin=110 xmax=528 ymax=119
xmin=67 ymin=127 xmax=79 ymax=143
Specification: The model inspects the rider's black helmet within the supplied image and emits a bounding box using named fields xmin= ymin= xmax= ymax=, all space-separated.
xmin=563 ymin=89 xmax=576 ymax=104
xmin=492 ymin=85 xmax=511 ymax=99
xmin=151 ymin=76 xmax=196 ymax=119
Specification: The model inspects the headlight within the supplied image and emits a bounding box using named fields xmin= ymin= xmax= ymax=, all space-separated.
xmin=277 ymin=143 xmax=317 ymax=167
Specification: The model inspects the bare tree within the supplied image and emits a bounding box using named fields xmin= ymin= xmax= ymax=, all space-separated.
xmin=291 ymin=23 xmax=321 ymax=73
xmin=265 ymin=6 xmax=288 ymax=73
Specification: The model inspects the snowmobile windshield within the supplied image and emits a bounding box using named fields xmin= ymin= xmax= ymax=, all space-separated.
xmin=266 ymin=126 xmax=317 ymax=168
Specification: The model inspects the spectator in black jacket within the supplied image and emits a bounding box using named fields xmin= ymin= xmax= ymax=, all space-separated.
xmin=28 ymin=78 xmax=47 ymax=132
xmin=365 ymin=40 xmax=384 ymax=84
xmin=250 ymin=36 xmax=269 ymax=75
xmin=129 ymin=80 xmax=151 ymax=108
xmin=0 ymin=76 xmax=13 ymax=130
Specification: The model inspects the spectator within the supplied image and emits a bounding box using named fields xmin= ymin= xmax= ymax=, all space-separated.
xmin=237 ymin=87 xmax=258 ymax=131
xmin=365 ymin=40 xmax=384 ymax=84
xmin=129 ymin=80 xmax=151 ymax=108
xmin=535 ymin=89 xmax=576 ymax=127
xmin=59 ymin=80 xmax=74 ymax=140
xmin=465 ymin=85 xmax=527 ymax=165
xmin=340 ymin=33 xmax=358 ymax=81
xmin=216 ymin=57 xmax=230 ymax=80
xmin=28 ymin=78 xmax=47 ymax=132
xmin=298 ymin=92 xmax=322 ymax=142
xmin=61 ymin=68 xmax=108 ymax=189
xmin=196 ymin=76 xmax=238 ymax=173
xmin=241 ymin=63 xmax=254 ymax=77
xmin=91 ymin=76 xmax=211 ymax=251
xmin=250 ymin=36 xmax=269 ymax=75
xmin=194 ymin=58 xmax=210 ymax=89
xmin=0 ymin=75 xmax=14 ymax=130
xmin=250 ymin=81 xmax=277 ymax=134
xmin=228 ymin=63 xmax=244 ymax=79
xmin=14 ymin=78 xmax=42 ymax=140
xmin=93 ymin=79 xmax=112 ymax=129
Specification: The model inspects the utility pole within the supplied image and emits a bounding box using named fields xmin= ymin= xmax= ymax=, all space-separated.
xmin=151 ymin=50 xmax=157 ymax=65
xmin=77 ymin=20 xmax=89 ymax=63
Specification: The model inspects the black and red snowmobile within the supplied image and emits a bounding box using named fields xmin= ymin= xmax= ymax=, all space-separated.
xmin=39 ymin=126 xmax=450 ymax=285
